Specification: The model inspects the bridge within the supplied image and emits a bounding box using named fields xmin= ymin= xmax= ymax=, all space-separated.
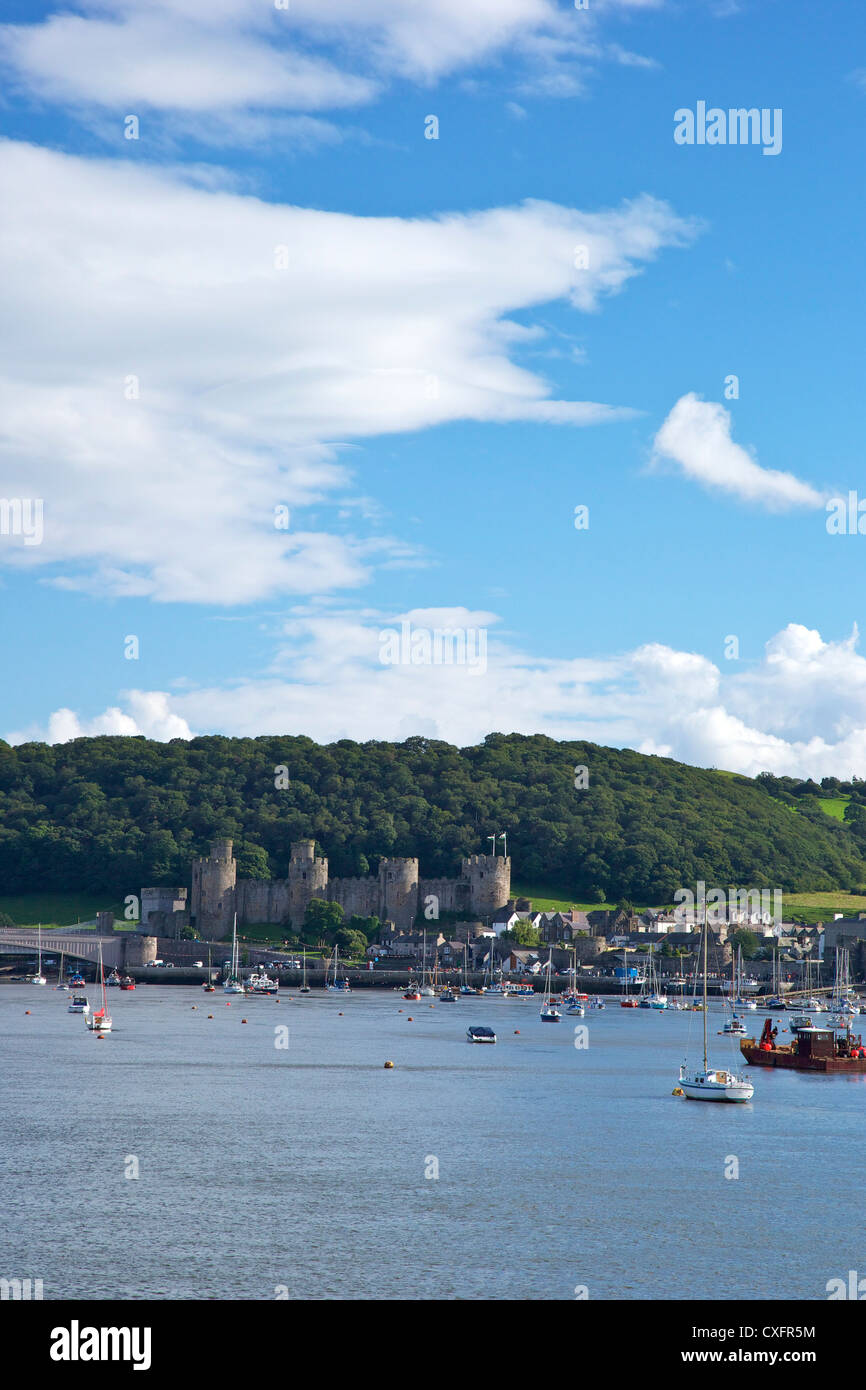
xmin=0 ymin=929 xmax=124 ymax=969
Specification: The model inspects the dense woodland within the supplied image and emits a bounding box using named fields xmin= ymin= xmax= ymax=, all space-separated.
xmin=0 ymin=733 xmax=865 ymax=904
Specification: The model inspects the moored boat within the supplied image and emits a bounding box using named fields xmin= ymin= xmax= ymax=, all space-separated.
xmin=676 ymin=907 xmax=754 ymax=1103
xmin=467 ymin=1025 xmax=496 ymax=1044
xmin=740 ymin=1018 xmax=866 ymax=1072
xmin=84 ymin=943 xmax=112 ymax=1032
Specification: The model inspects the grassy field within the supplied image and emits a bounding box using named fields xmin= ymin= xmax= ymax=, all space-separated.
xmin=511 ymin=884 xmax=650 ymax=914
xmin=818 ymin=796 xmax=850 ymax=822
xmin=0 ymin=892 xmax=133 ymax=927
xmin=782 ymin=890 xmax=866 ymax=924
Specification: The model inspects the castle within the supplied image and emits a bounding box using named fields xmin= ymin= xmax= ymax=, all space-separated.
xmin=176 ymin=838 xmax=511 ymax=940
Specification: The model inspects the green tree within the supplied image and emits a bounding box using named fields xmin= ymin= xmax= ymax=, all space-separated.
xmin=731 ymin=927 xmax=759 ymax=960
xmin=502 ymin=921 xmax=540 ymax=947
xmin=302 ymin=897 xmax=344 ymax=944
xmin=335 ymin=927 xmax=368 ymax=959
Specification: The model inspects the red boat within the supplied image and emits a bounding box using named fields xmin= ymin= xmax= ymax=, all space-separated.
xmin=740 ymin=1017 xmax=866 ymax=1072
xmin=119 ymin=976 xmax=135 ymax=991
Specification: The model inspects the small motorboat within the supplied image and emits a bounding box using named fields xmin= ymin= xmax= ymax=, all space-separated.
xmin=722 ymin=1014 xmax=747 ymax=1035
xmin=566 ymin=1001 xmax=585 ymax=1016
xmin=67 ymin=994 xmax=89 ymax=1014
xmin=404 ymin=988 xmax=421 ymax=1000
xmin=467 ymin=1026 xmax=496 ymax=1044
xmin=439 ymin=989 xmax=458 ymax=1002
xmin=119 ymin=976 xmax=136 ymax=991
xmin=540 ymin=1005 xmax=561 ymax=1022
xmin=106 ymin=970 xmax=122 ymax=987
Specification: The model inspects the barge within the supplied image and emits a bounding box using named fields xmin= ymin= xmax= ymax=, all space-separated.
xmin=740 ymin=1018 xmax=866 ymax=1073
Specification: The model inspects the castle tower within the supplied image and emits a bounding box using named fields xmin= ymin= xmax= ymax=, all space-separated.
xmin=288 ymin=839 xmax=328 ymax=929
xmin=463 ymin=853 xmax=511 ymax=919
xmin=378 ymin=857 xmax=419 ymax=929
xmin=190 ymin=840 xmax=236 ymax=941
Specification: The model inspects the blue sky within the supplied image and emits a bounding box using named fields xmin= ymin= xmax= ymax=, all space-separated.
xmin=1 ymin=0 xmax=865 ymax=775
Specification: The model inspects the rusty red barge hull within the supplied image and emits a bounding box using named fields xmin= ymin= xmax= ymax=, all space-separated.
xmin=740 ymin=1043 xmax=866 ymax=1073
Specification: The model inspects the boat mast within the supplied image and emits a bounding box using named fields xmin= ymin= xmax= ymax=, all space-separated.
xmin=702 ymin=899 xmax=708 ymax=1072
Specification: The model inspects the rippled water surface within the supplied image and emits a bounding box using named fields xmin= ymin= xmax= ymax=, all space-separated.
xmin=1 ymin=985 xmax=862 ymax=1300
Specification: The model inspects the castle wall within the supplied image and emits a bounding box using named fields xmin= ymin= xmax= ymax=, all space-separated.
xmin=187 ymin=839 xmax=512 ymax=938
xmin=418 ymin=877 xmax=472 ymax=917
xmin=329 ymin=875 xmax=381 ymax=921
xmin=236 ymin=878 xmax=290 ymax=927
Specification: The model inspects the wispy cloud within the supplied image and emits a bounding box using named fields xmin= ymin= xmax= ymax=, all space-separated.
xmin=652 ymin=393 xmax=826 ymax=511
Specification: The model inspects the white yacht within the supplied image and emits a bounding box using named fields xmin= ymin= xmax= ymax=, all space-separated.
xmin=677 ymin=911 xmax=754 ymax=1103
xmin=223 ymin=913 xmax=244 ymax=994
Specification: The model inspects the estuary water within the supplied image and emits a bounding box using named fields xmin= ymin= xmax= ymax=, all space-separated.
xmin=1 ymin=984 xmax=862 ymax=1301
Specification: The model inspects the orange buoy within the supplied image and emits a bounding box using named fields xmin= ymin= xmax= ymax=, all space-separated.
xmin=24 ymin=1010 xmax=30 ymax=1015
xmin=408 ymin=1016 xmax=414 ymax=1022
xmin=241 ymin=1018 xmax=248 ymax=1024
xmin=207 ymin=1014 xmax=213 ymax=1019
xmin=338 ymin=1012 xmax=343 ymax=1016
xmin=514 ymin=1029 xmax=520 ymax=1034
xmin=384 ymin=1060 xmax=394 ymax=1069
xmin=192 ymin=1006 xmax=197 ymax=1010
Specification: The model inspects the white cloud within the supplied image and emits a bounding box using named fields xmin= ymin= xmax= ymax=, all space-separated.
xmin=652 ymin=393 xmax=826 ymax=511
xmin=18 ymin=615 xmax=866 ymax=781
xmin=9 ymin=692 xmax=192 ymax=745
xmin=0 ymin=0 xmax=662 ymax=123
xmin=0 ymin=139 xmax=696 ymax=603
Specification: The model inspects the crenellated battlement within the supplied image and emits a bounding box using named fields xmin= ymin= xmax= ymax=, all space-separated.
xmin=188 ymin=838 xmax=511 ymax=935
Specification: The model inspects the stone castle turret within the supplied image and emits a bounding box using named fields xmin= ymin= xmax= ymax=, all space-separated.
xmin=378 ymin=857 xmax=419 ymax=926
xmin=462 ymin=853 xmax=511 ymax=918
xmin=190 ymin=839 xmax=237 ymax=940
xmin=287 ymin=839 xmax=328 ymax=927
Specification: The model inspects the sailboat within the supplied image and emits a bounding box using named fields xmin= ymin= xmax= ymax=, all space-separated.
xmin=419 ymin=931 xmax=436 ymax=996
xmin=732 ymin=946 xmax=757 ymax=1010
xmin=722 ymin=952 xmax=746 ymax=1033
xmin=539 ymin=950 xmax=561 ymax=1021
xmin=620 ymin=945 xmax=638 ymax=1008
xmin=299 ymin=946 xmax=311 ymax=993
xmin=325 ymin=944 xmax=351 ymax=993
xmin=54 ymin=948 xmax=68 ymax=991
xmin=826 ymin=948 xmax=856 ymax=1028
xmin=202 ymin=944 xmax=215 ymax=992
xmin=638 ymin=943 xmax=667 ymax=1009
xmin=765 ymin=946 xmax=785 ymax=1010
xmin=566 ymin=946 xmax=585 ymax=1014
xmin=30 ymin=924 xmax=47 ymax=985
xmin=84 ymin=942 xmax=112 ymax=1032
xmin=223 ymin=914 xmax=244 ymax=994
xmin=677 ymin=908 xmax=753 ymax=1102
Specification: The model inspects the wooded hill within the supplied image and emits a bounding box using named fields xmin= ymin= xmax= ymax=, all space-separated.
xmin=0 ymin=732 xmax=865 ymax=904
